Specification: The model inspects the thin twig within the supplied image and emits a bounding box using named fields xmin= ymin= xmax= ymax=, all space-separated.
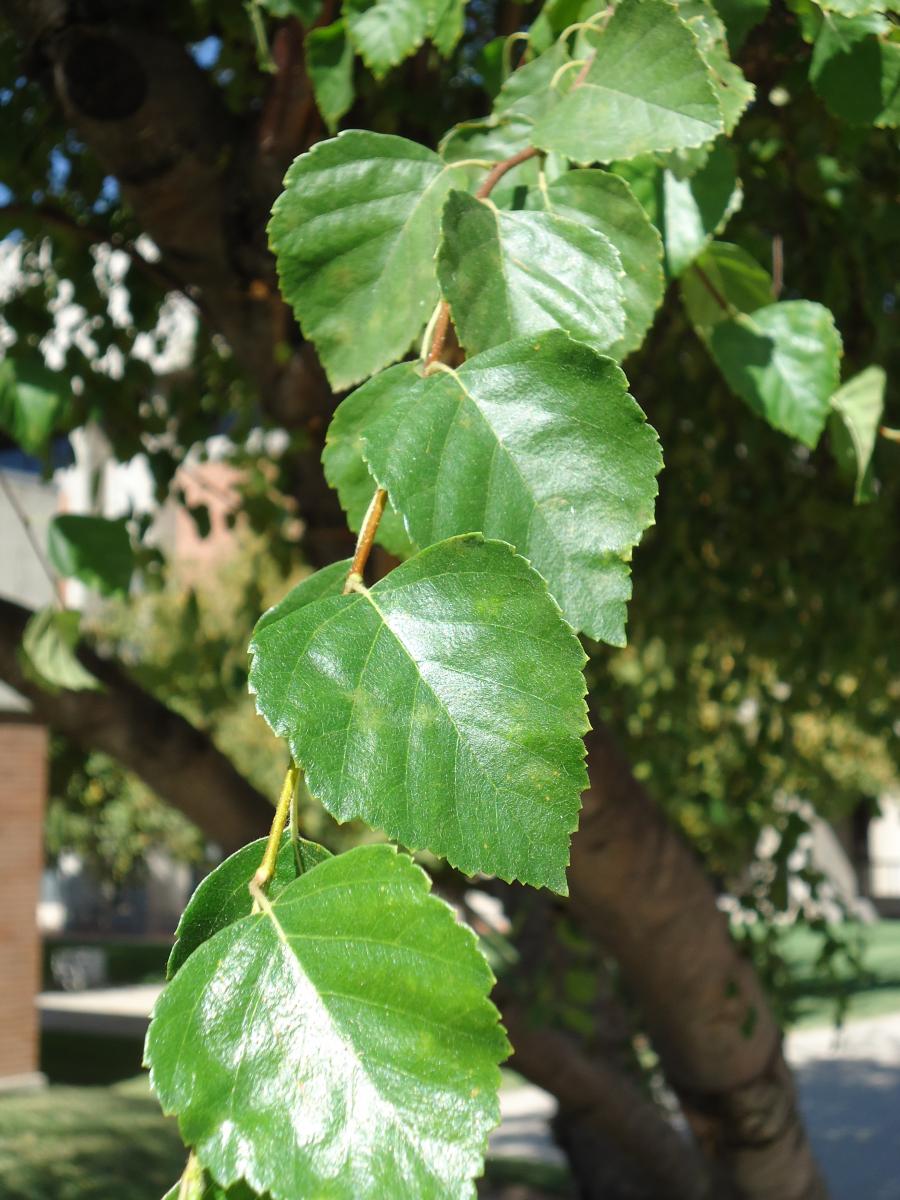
xmin=880 ymin=426 xmax=900 ymax=443
xmin=343 ymin=486 xmax=387 ymax=592
xmin=252 ymin=762 xmax=299 ymax=892
xmin=771 ymin=234 xmax=784 ymax=299
xmin=0 ymin=471 xmax=64 ymax=607
xmin=424 ymin=302 xmax=452 ymax=369
xmin=692 ymin=264 xmax=732 ymax=314
xmin=475 ymin=146 xmax=540 ymax=200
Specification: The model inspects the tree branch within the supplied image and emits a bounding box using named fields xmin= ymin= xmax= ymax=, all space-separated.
xmin=0 ymin=597 xmax=272 ymax=854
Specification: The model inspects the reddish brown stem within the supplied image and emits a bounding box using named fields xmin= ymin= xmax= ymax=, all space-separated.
xmin=771 ymin=234 xmax=784 ymax=298
xmin=475 ymin=145 xmax=539 ymax=200
xmin=343 ymin=486 xmax=388 ymax=591
xmin=424 ymin=302 xmax=451 ymax=369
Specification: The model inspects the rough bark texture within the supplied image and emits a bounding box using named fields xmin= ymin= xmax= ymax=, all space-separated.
xmin=568 ymin=720 xmax=828 ymax=1200
xmin=0 ymin=598 xmax=271 ymax=854
xmin=491 ymin=887 xmax=713 ymax=1200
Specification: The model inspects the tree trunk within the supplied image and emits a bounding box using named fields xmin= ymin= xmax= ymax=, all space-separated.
xmin=567 ymin=719 xmax=827 ymax=1200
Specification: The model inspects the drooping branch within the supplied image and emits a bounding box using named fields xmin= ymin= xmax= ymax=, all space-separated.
xmin=0 ymin=597 xmax=272 ymax=854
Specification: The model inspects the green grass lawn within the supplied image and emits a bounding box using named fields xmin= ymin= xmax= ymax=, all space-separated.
xmin=777 ymin=920 xmax=900 ymax=1029
xmin=3 ymin=923 xmax=896 ymax=1200
xmin=0 ymin=1077 xmax=184 ymax=1200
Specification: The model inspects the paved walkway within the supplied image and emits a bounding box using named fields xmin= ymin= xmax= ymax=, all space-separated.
xmin=788 ymin=1015 xmax=900 ymax=1200
xmin=37 ymin=988 xmax=900 ymax=1195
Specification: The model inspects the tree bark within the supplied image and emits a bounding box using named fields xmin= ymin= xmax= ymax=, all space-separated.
xmin=0 ymin=598 xmax=271 ymax=854
xmin=568 ymin=719 xmax=827 ymax=1200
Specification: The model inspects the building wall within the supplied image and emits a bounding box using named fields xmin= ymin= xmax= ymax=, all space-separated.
xmin=0 ymin=719 xmax=47 ymax=1085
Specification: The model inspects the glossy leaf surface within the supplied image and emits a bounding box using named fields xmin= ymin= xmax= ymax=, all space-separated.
xmin=147 ymin=845 xmax=508 ymax=1200
xmin=250 ymin=535 xmax=589 ymax=892
xmin=526 ymin=169 xmax=665 ymax=357
xmin=532 ymin=0 xmax=724 ymax=162
xmin=167 ymin=832 xmax=332 ymax=977
xmin=709 ymin=301 xmax=842 ymax=447
xmin=327 ymin=333 xmax=662 ymax=646
xmin=437 ymin=190 xmax=626 ymax=359
xmin=269 ymin=132 xmax=470 ymax=388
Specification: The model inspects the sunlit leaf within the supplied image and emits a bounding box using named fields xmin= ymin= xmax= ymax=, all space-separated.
xmin=306 ymin=21 xmax=355 ymax=132
xmin=147 ymin=845 xmax=509 ymax=1200
xmin=526 ymin=168 xmax=665 ymax=356
xmin=19 ymin=608 xmax=101 ymax=694
xmin=327 ymin=332 xmax=662 ymax=645
xmin=269 ymin=131 xmax=471 ymax=389
xmin=250 ymin=535 xmax=589 ymax=892
xmin=828 ymin=365 xmax=886 ymax=502
xmin=532 ymin=0 xmax=724 ymax=162
xmin=167 ymin=832 xmax=332 ymax=977
xmin=437 ymin=190 xmax=626 ymax=358
xmin=709 ymin=301 xmax=843 ymax=447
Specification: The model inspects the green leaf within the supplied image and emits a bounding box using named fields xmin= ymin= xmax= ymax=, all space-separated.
xmin=47 ymin=515 xmax=134 ymax=597
xmin=677 ymin=0 xmax=755 ymax=133
xmin=439 ymin=116 xmax=541 ymax=207
xmin=255 ymin=558 xmax=350 ymax=632
xmin=526 ymin=169 xmax=665 ymax=357
xmin=268 ymin=131 xmax=471 ymax=389
xmin=19 ymin=608 xmax=102 ymax=694
xmin=493 ymin=39 xmax=570 ymax=123
xmin=660 ymin=141 xmax=743 ymax=275
xmin=711 ymin=0 xmax=769 ymax=48
xmin=167 ymin=832 xmax=332 ymax=978
xmin=325 ymin=332 xmax=662 ymax=646
xmin=810 ymin=13 xmax=900 ymax=127
xmin=532 ymin=0 xmax=724 ymax=163
xmin=709 ymin=301 xmax=843 ymax=447
xmin=305 ymin=22 xmax=355 ymax=132
xmin=828 ymin=365 xmax=886 ymax=502
xmin=147 ymin=845 xmax=509 ymax=1200
xmin=681 ymin=241 xmax=773 ymax=331
xmin=321 ymin=403 xmax=416 ymax=558
xmin=429 ymin=0 xmax=465 ymax=56
xmin=162 ymin=1171 xmax=258 ymax=1199
xmin=437 ymin=190 xmax=626 ymax=359
xmin=344 ymin=0 xmax=463 ymax=78
xmin=815 ymin=0 xmax=896 ymax=17
xmin=529 ymin=0 xmax=595 ymax=53
xmin=0 ymin=358 xmax=68 ymax=456
xmin=250 ymin=535 xmax=589 ymax=893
